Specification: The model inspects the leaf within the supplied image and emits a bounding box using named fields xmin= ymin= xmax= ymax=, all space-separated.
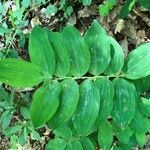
xmin=131 ymin=75 xmax=150 ymax=93
xmin=20 ymin=107 xmax=30 ymax=119
xmin=21 ymin=0 xmax=30 ymax=8
xmin=137 ymin=0 xmax=150 ymax=9
xmin=93 ymin=78 xmax=114 ymax=129
xmin=98 ymin=121 xmax=113 ymax=150
xmin=119 ymin=0 xmax=136 ymax=19
xmin=80 ymin=0 xmax=92 ymax=6
xmin=0 ymin=58 xmax=43 ymax=87
xmin=53 ymin=124 xmax=72 ymax=140
xmin=112 ymin=78 xmax=136 ymax=129
xmin=18 ymin=127 xmax=29 ymax=145
xmin=31 ymin=130 xmax=41 ymax=140
xmin=3 ymin=124 xmax=22 ymax=137
xmin=125 ymin=43 xmax=150 ymax=79
xmin=1 ymin=110 xmax=13 ymax=129
xmin=138 ymin=97 xmax=150 ymax=117
xmin=47 ymin=32 xmax=70 ymax=77
xmin=46 ymin=5 xmax=58 ymax=17
xmin=80 ymin=137 xmax=95 ymax=150
xmin=99 ymin=0 xmax=116 ymax=16
xmin=84 ymin=20 xmax=111 ymax=75
xmin=135 ymin=132 xmax=147 ymax=147
xmin=30 ymin=81 xmax=61 ymax=128
xmin=72 ymin=79 xmax=100 ymax=135
xmin=66 ymin=139 xmax=83 ymax=150
xmin=130 ymin=111 xmax=150 ymax=132
xmin=116 ymin=126 xmax=134 ymax=144
xmin=104 ymin=36 xmax=124 ymax=75
xmin=62 ymin=24 xmax=90 ymax=77
xmin=29 ymin=26 xmax=56 ymax=77
xmin=48 ymin=79 xmax=79 ymax=128
xmin=46 ymin=138 xmax=67 ymax=150
xmin=0 ymin=27 xmax=11 ymax=35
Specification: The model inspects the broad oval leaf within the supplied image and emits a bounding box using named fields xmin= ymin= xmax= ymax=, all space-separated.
xmin=80 ymin=137 xmax=95 ymax=150
xmin=130 ymin=111 xmax=150 ymax=132
xmin=125 ymin=43 xmax=150 ymax=79
xmin=112 ymin=78 xmax=136 ymax=129
xmin=29 ymin=26 xmax=56 ymax=77
xmin=84 ymin=20 xmax=111 ymax=75
xmin=94 ymin=78 xmax=114 ymax=128
xmin=47 ymin=31 xmax=70 ymax=77
xmin=72 ymin=79 xmax=100 ymax=135
xmin=62 ymin=24 xmax=90 ymax=77
xmin=53 ymin=124 xmax=72 ymax=140
xmin=30 ymin=81 xmax=61 ymax=128
xmin=98 ymin=121 xmax=113 ymax=150
xmin=66 ymin=139 xmax=83 ymax=150
xmin=46 ymin=138 xmax=67 ymax=150
xmin=0 ymin=58 xmax=43 ymax=87
xmin=104 ymin=36 xmax=124 ymax=75
xmin=48 ymin=79 xmax=79 ymax=128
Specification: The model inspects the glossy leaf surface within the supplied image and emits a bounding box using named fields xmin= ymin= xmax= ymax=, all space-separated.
xmin=30 ymin=81 xmax=61 ymax=128
xmin=29 ymin=26 xmax=56 ymax=77
xmin=72 ymin=79 xmax=100 ymax=135
xmin=0 ymin=58 xmax=43 ymax=87
xmin=112 ymin=78 xmax=136 ymax=129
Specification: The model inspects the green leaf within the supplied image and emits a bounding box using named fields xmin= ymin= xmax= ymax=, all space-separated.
xmin=80 ymin=137 xmax=95 ymax=150
xmin=62 ymin=24 xmax=90 ymax=77
xmin=31 ymin=130 xmax=41 ymax=140
xmin=46 ymin=5 xmax=58 ymax=17
xmin=80 ymin=0 xmax=92 ymax=6
xmin=138 ymin=97 xmax=150 ymax=117
xmin=48 ymin=79 xmax=79 ymax=128
xmin=66 ymin=139 xmax=83 ymax=150
xmin=3 ymin=124 xmax=22 ymax=137
xmin=99 ymin=0 xmax=116 ymax=16
xmin=0 ymin=58 xmax=43 ymax=87
xmin=112 ymin=78 xmax=136 ymax=129
xmin=131 ymin=75 xmax=150 ymax=93
xmin=21 ymin=0 xmax=30 ymax=8
xmin=104 ymin=36 xmax=124 ymax=75
xmin=125 ymin=43 xmax=150 ymax=79
xmin=135 ymin=132 xmax=147 ymax=147
xmin=93 ymin=78 xmax=114 ymax=128
xmin=130 ymin=111 xmax=150 ymax=132
xmin=20 ymin=107 xmax=30 ymax=119
xmin=46 ymin=138 xmax=67 ymax=150
xmin=30 ymin=81 xmax=61 ymax=128
xmin=137 ymin=0 xmax=150 ymax=9
xmin=29 ymin=26 xmax=56 ymax=77
xmin=116 ymin=126 xmax=134 ymax=144
xmin=1 ymin=110 xmax=13 ymax=129
xmin=119 ymin=0 xmax=136 ymax=19
xmin=84 ymin=20 xmax=111 ymax=75
xmin=47 ymin=32 xmax=70 ymax=77
xmin=0 ymin=27 xmax=11 ymax=35
xmin=98 ymin=121 xmax=113 ymax=150
xmin=72 ymin=79 xmax=100 ymax=135
xmin=53 ymin=124 xmax=72 ymax=140
xmin=18 ymin=127 xmax=29 ymax=145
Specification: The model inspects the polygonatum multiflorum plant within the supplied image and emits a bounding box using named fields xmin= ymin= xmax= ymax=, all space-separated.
xmin=0 ymin=20 xmax=150 ymax=149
